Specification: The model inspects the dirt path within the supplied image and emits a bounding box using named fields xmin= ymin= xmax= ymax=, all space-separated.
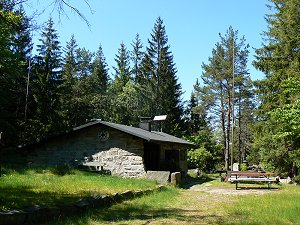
xmin=143 ymin=182 xmax=279 ymax=225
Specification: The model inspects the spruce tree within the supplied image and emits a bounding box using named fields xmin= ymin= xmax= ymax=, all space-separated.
xmin=141 ymin=17 xmax=183 ymax=134
xmin=29 ymin=18 xmax=62 ymax=141
xmin=131 ymin=33 xmax=143 ymax=84
xmin=60 ymin=34 xmax=78 ymax=128
xmin=252 ymin=0 xmax=300 ymax=176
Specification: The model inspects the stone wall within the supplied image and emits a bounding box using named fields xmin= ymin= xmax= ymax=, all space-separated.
xmin=26 ymin=124 xmax=146 ymax=178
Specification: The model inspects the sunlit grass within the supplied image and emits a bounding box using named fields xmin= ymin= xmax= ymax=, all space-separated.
xmin=0 ymin=167 xmax=157 ymax=211
xmin=46 ymin=187 xmax=180 ymax=225
xmin=225 ymin=185 xmax=300 ymax=225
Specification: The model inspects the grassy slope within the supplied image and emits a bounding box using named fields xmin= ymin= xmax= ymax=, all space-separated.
xmin=0 ymin=168 xmax=156 ymax=211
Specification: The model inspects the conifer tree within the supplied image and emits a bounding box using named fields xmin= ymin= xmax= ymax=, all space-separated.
xmin=29 ymin=18 xmax=62 ymax=141
xmin=201 ymin=26 xmax=251 ymax=170
xmin=141 ymin=17 xmax=183 ymax=134
xmin=131 ymin=33 xmax=143 ymax=84
xmin=60 ymin=34 xmax=78 ymax=128
xmin=113 ymin=42 xmax=132 ymax=91
xmin=252 ymin=0 xmax=300 ymax=176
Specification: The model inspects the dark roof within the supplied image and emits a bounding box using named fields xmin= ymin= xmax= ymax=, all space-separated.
xmin=74 ymin=120 xmax=194 ymax=146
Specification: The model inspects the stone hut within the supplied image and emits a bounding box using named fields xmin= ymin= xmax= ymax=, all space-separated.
xmin=22 ymin=120 xmax=194 ymax=178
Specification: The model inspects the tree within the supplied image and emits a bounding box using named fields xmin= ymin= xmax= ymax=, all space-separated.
xmin=113 ymin=42 xmax=132 ymax=92
xmin=28 ymin=17 xmax=62 ymax=141
xmin=201 ymin=26 xmax=251 ymax=170
xmin=141 ymin=17 xmax=184 ymax=134
xmin=0 ymin=2 xmax=32 ymax=145
xmin=110 ymin=42 xmax=138 ymax=125
xmin=59 ymin=34 xmax=78 ymax=128
xmin=131 ymin=33 xmax=143 ymax=84
xmin=88 ymin=45 xmax=110 ymax=120
xmin=253 ymin=0 xmax=300 ymax=176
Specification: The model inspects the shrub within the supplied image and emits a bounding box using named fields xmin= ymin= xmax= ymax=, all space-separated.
xmin=294 ymin=175 xmax=300 ymax=184
xmin=240 ymin=163 xmax=247 ymax=171
xmin=187 ymin=147 xmax=213 ymax=171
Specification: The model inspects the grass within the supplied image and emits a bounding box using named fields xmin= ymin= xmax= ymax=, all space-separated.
xmin=225 ymin=185 xmax=300 ymax=225
xmin=45 ymin=174 xmax=300 ymax=225
xmin=2 ymin=169 xmax=300 ymax=224
xmin=46 ymin=187 xmax=181 ymax=225
xmin=0 ymin=166 xmax=157 ymax=211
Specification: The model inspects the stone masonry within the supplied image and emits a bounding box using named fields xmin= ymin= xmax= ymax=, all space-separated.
xmin=26 ymin=124 xmax=146 ymax=178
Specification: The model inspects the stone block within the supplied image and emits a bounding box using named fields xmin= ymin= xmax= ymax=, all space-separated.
xmin=119 ymin=190 xmax=134 ymax=200
xmin=74 ymin=199 xmax=90 ymax=213
xmin=144 ymin=171 xmax=170 ymax=184
xmin=133 ymin=190 xmax=144 ymax=197
xmin=25 ymin=206 xmax=60 ymax=224
xmin=0 ymin=210 xmax=26 ymax=225
xmin=170 ymin=172 xmax=181 ymax=185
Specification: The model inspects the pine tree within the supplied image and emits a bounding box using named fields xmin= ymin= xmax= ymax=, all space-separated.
xmin=110 ymin=42 xmax=139 ymax=125
xmin=91 ymin=45 xmax=109 ymax=93
xmin=201 ymin=26 xmax=251 ymax=170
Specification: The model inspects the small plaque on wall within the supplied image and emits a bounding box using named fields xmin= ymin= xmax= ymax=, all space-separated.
xmin=98 ymin=129 xmax=109 ymax=142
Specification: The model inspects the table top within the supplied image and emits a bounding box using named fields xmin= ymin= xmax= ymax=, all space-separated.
xmin=228 ymin=171 xmax=275 ymax=176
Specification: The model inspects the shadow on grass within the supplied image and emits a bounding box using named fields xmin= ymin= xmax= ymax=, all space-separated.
xmin=0 ymin=185 xmax=84 ymax=210
xmin=181 ymin=175 xmax=215 ymax=189
xmin=48 ymin=202 xmax=225 ymax=225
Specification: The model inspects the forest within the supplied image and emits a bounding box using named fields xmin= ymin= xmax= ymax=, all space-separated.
xmin=0 ymin=0 xmax=299 ymax=178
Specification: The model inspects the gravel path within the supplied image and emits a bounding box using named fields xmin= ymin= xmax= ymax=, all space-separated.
xmin=188 ymin=182 xmax=279 ymax=195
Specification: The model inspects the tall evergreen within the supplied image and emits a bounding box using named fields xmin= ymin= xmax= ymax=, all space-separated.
xmin=110 ymin=42 xmax=139 ymax=125
xmin=131 ymin=33 xmax=144 ymax=84
xmin=89 ymin=45 xmax=110 ymax=121
xmin=141 ymin=17 xmax=183 ymax=134
xmin=252 ymin=0 xmax=300 ymax=176
xmin=113 ymin=42 xmax=132 ymax=91
xmin=29 ymin=18 xmax=62 ymax=141
xmin=91 ymin=45 xmax=109 ymax=93
xmin=60 ymin=34 xmax=78 ymax=128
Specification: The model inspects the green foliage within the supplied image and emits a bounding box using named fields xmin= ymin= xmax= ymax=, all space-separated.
xmin=294 ymin=175 xmax=300 ymax=184
xmin=200 ymin=26 xmax=252 ymax=170
xmin=240 ymin=163 xmax=247 ymax=171
xmin=139 ymin=17 xmax=184 ymax=134
xmin=252 ymin=0 xmax=300 ymax=176
xmin=187 ymin=147 xmax=213 ymax=171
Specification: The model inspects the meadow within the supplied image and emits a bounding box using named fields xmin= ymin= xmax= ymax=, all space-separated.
xmin=0 ymin=166 xmax=157 ymax=211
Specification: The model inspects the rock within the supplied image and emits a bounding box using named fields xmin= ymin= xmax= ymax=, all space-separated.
xmin=171 ymin=172 xmax=181 ymax=185
xmin=0 ymin=210 xmax=26 ymax=225
xmin=144 ymin=171 xmax=170 ymax=184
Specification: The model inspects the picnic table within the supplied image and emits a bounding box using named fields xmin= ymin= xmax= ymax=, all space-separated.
xmin=227 ymin=171 xmax=277 ymax=190
xmin=81 ymin=161 xmax=104 ymax=171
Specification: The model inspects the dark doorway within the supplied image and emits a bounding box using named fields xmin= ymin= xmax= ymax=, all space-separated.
xmin=164 ymin=150 xmax=180 ymax=172
xmin=144 ymin=142 xmax=160 ymax=171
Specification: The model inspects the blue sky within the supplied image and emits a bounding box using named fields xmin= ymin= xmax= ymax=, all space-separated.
xmin=25 ymin=0 xmax=270 ymax=101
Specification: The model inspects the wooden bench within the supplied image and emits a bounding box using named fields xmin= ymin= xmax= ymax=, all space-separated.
xmin=227 ymin=171 xmax=277 ymax=190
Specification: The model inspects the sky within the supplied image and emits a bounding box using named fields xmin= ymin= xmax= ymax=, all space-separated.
xmin=24 ymin=0 xmax=270 ymax=101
